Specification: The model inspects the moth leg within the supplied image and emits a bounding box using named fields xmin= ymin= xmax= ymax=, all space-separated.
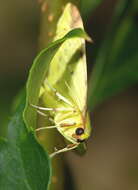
xmin=37 ymin=110 xmax=48 ymax=117
xmin=50 ymin=144 xmax=78 ymax=158
xmin=36 ymin=122 xmax=75 ymax=133
xmin=30 ymin=104 xmax=74 ymax=111
xmin=36 ymin=110 xmax=54 ymax=123
xmin=35 ymin=125 xmax=58 ymax=132
xmin=45 ymin=79 xmax=74 ymax=107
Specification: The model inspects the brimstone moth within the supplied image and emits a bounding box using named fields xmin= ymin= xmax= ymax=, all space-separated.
xmin=31 ymin=3 xmax=92 ymax=157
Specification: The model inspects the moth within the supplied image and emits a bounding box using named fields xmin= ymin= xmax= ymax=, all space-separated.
xmin=30 ymin=4 xmax=92 ymax=158
xmin=31 ymin=76 xmax=91 ymax=158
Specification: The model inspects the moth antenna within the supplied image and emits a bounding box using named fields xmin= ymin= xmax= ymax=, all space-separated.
xmin=59 ymin=120 xmax=76 ymax=127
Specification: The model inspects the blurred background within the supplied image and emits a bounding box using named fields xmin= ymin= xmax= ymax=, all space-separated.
xmin=0 ymin=0 xmax=138 ymax=189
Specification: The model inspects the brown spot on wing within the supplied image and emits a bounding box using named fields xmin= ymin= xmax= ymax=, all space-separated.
xmin=70 ymin=4 xmax=83 ymax=29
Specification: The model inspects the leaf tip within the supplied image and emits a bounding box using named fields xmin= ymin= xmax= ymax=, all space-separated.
xmin=86 ymin=35 xmax=93 ymax=43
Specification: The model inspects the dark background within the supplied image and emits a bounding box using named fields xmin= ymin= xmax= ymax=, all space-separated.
xmin=0 ymin=0 xmax=138 ymax=189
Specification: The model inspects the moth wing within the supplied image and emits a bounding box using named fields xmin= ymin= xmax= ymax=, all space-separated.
xmin=68 ymin=40 xmax=87 ymax=113
xmin=44 ymin=3 xmax=87 ymax=113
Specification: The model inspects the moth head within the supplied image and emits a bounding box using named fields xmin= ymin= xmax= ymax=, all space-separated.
xmin=73 ymin=127 xmax=89 ymax=143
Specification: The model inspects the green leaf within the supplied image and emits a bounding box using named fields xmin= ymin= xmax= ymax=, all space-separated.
xmin=0 ymin=99 xmax=51 ymax=190
xmin=89 ymin=0 xmax=138 ymax=109
xmin=0 ymin=24 xmax=90 ymax=190
xmin=24 ymin=28 xmax=90 ymax=130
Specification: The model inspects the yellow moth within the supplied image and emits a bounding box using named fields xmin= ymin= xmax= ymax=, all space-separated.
xmin=31 ymin=3 xmax=92 ymax=157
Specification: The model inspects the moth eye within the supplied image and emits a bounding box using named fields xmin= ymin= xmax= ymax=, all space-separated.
xmin=75 ymin=128 xmax=84 ymax=135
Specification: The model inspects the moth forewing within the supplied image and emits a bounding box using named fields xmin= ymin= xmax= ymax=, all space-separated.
xmin=69 ymin=39 xmax=87 ymax=114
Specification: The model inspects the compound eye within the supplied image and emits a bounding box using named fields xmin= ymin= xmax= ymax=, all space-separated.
xmin=75 ymin=128 xmax=84 ymax=136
